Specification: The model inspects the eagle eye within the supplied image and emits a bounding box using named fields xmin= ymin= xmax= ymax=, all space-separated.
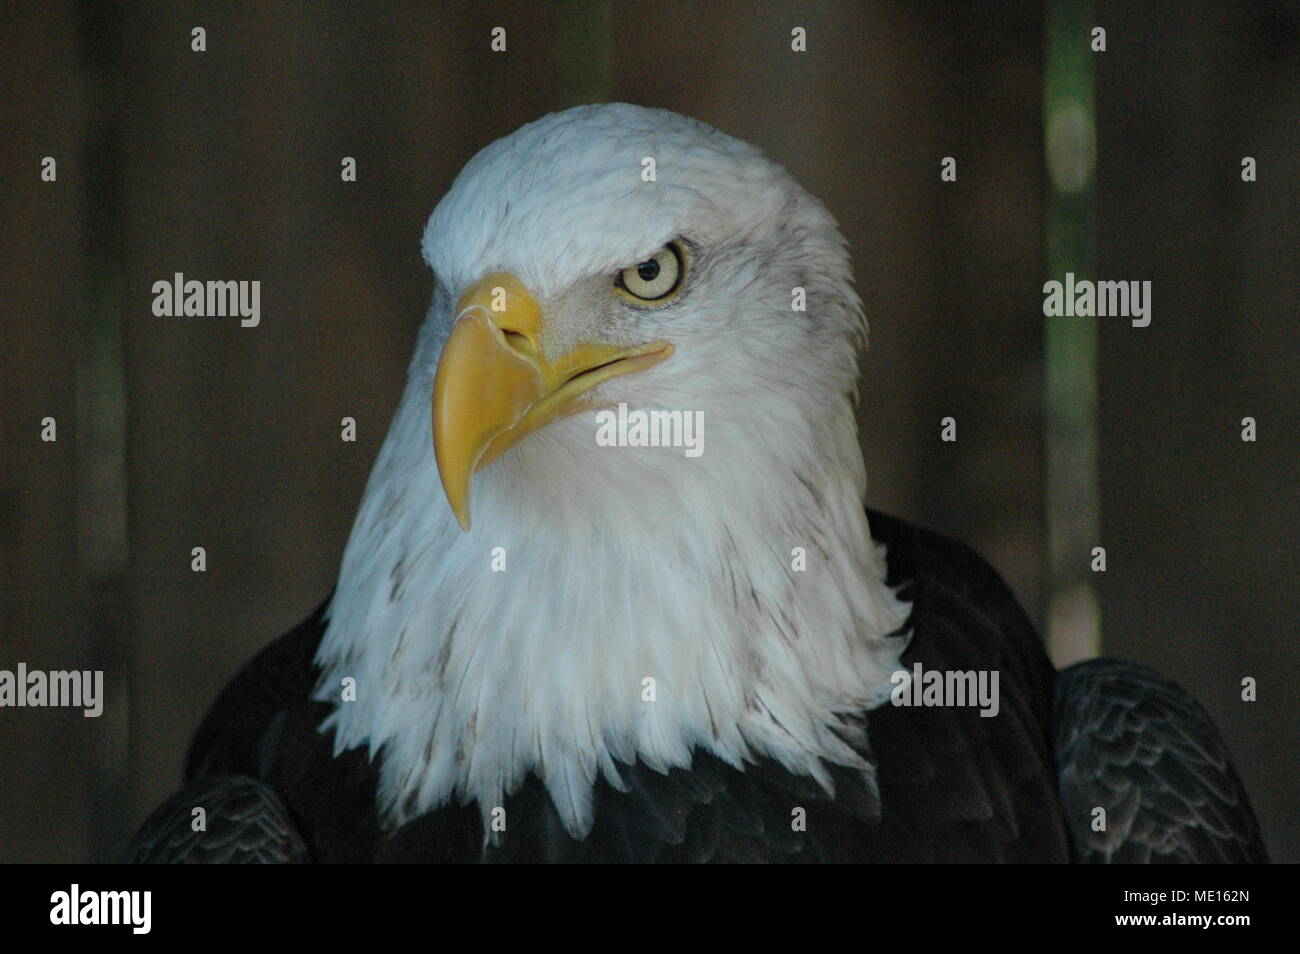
xmin=617 ymin=242 xmax=685 ymax=303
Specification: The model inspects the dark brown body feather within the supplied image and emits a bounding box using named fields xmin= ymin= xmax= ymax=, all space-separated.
xmin=125 ymin=510 xmax=1264 ymax=863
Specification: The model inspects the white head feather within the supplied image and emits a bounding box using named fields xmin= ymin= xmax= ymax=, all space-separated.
xmin=315 ymin=104 xmax=910 ymax=836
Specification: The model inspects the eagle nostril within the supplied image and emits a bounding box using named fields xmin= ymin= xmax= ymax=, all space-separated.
xmin=501 ymin=329 xmax=537 ymax=358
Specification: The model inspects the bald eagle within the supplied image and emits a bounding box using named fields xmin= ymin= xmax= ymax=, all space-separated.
xmin=127 ymin=105 xmax=1265 ymax=863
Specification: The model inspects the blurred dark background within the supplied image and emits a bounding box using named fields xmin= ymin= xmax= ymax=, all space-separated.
xmin=1 ymin=1 xmax=1295 ymax=863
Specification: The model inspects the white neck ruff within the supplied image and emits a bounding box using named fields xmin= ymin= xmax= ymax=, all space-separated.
xmin=315 ymin=343 xmax=910 ymax=836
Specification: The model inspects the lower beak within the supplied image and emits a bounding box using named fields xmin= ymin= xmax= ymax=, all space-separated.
xmin=432 ymin=272 xmax=672 ymax=530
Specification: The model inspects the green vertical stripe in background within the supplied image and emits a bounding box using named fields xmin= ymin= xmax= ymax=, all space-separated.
xmin=555 ymin=0 xmax=613 ymax=108
xmin=1043 ymin=0 xmax=1100 ymax=665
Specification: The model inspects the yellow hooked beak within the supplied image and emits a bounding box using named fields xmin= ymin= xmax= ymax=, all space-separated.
xmin=433 ymin=272 xmax=673 ymax=530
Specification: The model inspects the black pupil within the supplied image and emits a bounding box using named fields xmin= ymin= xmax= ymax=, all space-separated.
xmin=637 ymin=260 xmax=660 ymax=282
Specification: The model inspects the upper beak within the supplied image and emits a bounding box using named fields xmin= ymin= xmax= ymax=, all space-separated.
xmin=432 ymin=272 xmax=673 ymax=530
